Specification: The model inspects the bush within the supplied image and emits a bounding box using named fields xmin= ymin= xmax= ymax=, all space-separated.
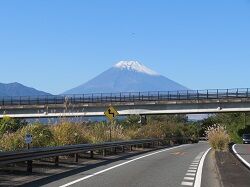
xmin=0 ymin=132 xmax=24 ymax=151
xmin=20 ymin=123 xmax=54 ymax=148
xmin=0 ymin=123 xmax=53 ymax=151
xmin=0 ymin=116 xmax=27 ymax=135
xmin=206 ymin=124 xmax=230 ymax=151
xmin=51 ymin=122 xmax=89 ymax=146
xmin=129 ymin=122 xmax=165 ymax=139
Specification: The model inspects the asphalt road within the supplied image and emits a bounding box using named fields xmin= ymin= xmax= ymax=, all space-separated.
xmin=30 ymin=142 xmax=212 ymax=187
xmin=233 ymin=144 xmax=250 ymax=167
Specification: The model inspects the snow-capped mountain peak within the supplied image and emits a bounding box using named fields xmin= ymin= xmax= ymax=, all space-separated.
xmin=114 ymin=61 xmax=159 ymax=76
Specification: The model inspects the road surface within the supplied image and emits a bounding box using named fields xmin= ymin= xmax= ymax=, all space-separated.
xmin=233 ymin=144 xmax=250 ymax=168
xmin=25 ymin=142 xmax=215 ymax=187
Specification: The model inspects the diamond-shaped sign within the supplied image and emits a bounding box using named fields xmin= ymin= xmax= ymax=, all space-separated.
xmin=104 ymin=106 xmax=119 ymax=121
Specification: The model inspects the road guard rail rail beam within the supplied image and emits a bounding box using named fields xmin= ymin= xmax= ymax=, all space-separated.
xmin=0 ymin=139 xmax=160 ymax=172
xmin=0 ymin=88 xmax=249 ymax=106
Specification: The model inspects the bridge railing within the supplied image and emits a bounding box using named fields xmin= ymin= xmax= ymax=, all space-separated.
xmin=0 ymin=88 xmax=249 ymax=106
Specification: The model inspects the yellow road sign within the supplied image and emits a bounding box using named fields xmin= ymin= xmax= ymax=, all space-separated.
xmin=104 ymin=106 xmax=119 ymax=121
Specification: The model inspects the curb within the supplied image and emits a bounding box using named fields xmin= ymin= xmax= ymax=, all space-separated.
xmin=213 ymin=151 xmax=224 ymax=187
xmin=231 ymin=144 xmax=250 ymax=170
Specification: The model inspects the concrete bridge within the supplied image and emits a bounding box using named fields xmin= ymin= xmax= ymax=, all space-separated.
xmin=0 ymin=88 xmax=250 ymax=118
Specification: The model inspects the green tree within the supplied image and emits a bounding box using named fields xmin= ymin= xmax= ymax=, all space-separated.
xmin=0 ymin=116 xmax=27 ymax=135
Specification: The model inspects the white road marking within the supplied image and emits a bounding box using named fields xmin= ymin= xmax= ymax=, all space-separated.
xmin=187 ymin=169 xmax=196 ymax=173
xmin=181 ymin=181 xmax=194 ymax=186
xmin=232 ymin=144 xmax=250 ymax=169
xmin=184 ymin=177 xmax=195 ymax=181
xmin=186 ymin=173 xmax=196 ymax=176
xmin=59 ymin=144 xmax=188 ymax=187
xmin=190 ymin=164 xmax=198 ymax=166
xmin=193 ymin=161 xmax=199 ymax=163
xmin=189 ymin=167 xmax=197 ymax=170
xmin=194 ymin=148 xmax=211 ymax=187
xmin=181 ymin=149 xmax=210 ymax=187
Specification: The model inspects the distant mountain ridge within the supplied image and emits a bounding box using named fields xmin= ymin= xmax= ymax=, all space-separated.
xmin=0 ymin=82 xmax=51 ymax=97
xmin=64 ymin=61 xmax=188 ymax=94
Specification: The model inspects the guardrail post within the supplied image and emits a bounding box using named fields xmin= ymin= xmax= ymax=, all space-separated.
xmin=122 ymin=146 xmax=125 ymax=152
xmin=130 ymin=145 xmax=133 ymax=151
xmin=114 ymin=147 xmax=117 ymax=154
xmin=151 ymin=142 xmax=155 ymax=148
xmin=157 ymin=140 xmax=160 ymax=147
xmin=90 ymin=151 xmax=94 ymax=158
xmin=55 ymin=156 xmax=59 ymax=166
xmin=103 ymin=149 xmax=106 ymax=157
xmin=75 ymin=153 xmax=79 ymax=163
xmin=27 ymin=160 xmax=32 ymax=172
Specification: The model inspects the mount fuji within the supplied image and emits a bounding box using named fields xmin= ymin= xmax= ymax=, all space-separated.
xmin=64 ymin=61 xmax=188 ymax=94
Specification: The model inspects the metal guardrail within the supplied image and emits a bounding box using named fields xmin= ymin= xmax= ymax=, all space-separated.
xmin=0 ymin=139 xmax=160 ymax=172
xmin=0 ymin=88 xmax=249 ymax=106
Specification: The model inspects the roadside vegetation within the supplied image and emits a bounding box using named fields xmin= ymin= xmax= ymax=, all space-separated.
xmin=205 ymin=124 xmax=230 ymax=151
xmin=198 ymin=112 xmax=250 ymax=151
xmin=0 ymin=114 xmax=199 ymax=152
xmin=200 ymin=113 xmax=250 ymax=144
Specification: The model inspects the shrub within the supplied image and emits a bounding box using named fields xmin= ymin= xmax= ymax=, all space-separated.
xmin=0 ymin=116 xmax=27 ymax=135
xmin=51 ymin=122 xmax=89 ymax=146
xmin=0 ymin=123 xmax=53 ymax=151
xmin=20 ymin=123 xmax=54 ymax=148
xmin=205 ymin=124 xmax=230 ymax=151
xmin=130 ymin=122 xmax=165 ymax=139
xmin=0 ymin=132 xmax=24 ymax=151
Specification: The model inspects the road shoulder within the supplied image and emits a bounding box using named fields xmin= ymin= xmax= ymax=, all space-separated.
xmin=201 ymin=149 xmax=221 ymax=187
xmin=215 ymin=150 xmax=250 ymax=187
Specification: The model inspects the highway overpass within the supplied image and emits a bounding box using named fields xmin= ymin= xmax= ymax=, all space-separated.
xmin=0 ymin=88 xmax=250 ymax=118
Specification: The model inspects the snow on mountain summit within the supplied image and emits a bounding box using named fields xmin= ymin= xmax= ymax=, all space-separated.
xmin=114 ymin=61 xmax=159 ymax=76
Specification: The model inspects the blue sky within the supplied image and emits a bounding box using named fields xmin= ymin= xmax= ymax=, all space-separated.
xmin=0 ymin=0 xmax=249 ymax=94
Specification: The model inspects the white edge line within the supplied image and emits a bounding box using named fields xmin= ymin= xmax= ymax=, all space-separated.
xmin=232 ymin=144 xmax=250 ymax=169
xmin=194 ymin=147 xmax=211 ymax=187
xmin=59 ymin=144 xmax=188 ymax=187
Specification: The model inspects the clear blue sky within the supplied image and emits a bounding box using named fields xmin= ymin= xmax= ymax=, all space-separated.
xmin=0 ymin=0 xmax=249 ymax=94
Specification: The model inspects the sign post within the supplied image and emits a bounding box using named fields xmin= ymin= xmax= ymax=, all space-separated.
xmin=104 ymin=106 xmax=119 ymax=142
xmin=25 ymin=134 xmax=33 ymax=172
xmin=25 ymin=134 xmax=32 ymax=149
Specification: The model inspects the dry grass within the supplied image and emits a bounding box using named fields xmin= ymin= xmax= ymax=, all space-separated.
xmin=205 ymin=124 xmax=230 ymax=151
